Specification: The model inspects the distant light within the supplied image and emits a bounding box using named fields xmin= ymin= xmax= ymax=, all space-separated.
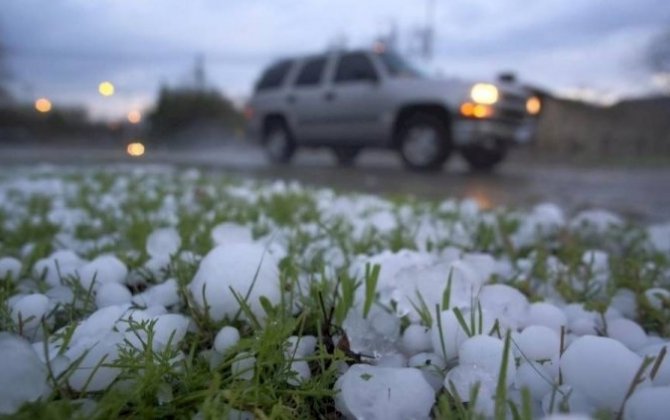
xmin=126 ymin=142 xmax=145 ymax=157
xmin=98 ymin=81 xmax=115 ymax=97
xmin=470 ymin=83 xmax=499 ymax=105
xmin=526 ymin=96 xmax=541 ymax=115
xmin=127 ymin=110 xmax=142 ymax=124
xmin=34 ymin=98 xmax=52 ymax=113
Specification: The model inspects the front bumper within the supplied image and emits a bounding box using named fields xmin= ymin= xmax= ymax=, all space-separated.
xmin=452 ymin=117 xmax=537 ymax=147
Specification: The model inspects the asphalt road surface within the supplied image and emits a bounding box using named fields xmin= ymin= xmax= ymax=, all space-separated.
xmin=1 ymin=143 xmax=669 ymax=223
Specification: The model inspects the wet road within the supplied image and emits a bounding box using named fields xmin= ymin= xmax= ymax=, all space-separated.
xmin=1 ymin=143 xmax=669 ymax=222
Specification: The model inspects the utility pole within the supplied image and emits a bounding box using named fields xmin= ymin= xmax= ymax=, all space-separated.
xmin=423 ymin=0 xmax=436 ymax=60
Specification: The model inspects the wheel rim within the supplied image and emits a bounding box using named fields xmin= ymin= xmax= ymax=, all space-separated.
xmin=266 ymin=129 xmax=288 ymax=159
xmin=402 ymin=125 xmax=440 ymax=166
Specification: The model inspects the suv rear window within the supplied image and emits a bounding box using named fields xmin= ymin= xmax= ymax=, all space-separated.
xmin=255 ymin=60 xmax=293 ymax=91
xmin=334 ymin=53 xmax=378 ymax=83
xmin=295 ymin=57 xmax=327 ymax=87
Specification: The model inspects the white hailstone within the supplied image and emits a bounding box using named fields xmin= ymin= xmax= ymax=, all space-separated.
xmin=284 ymin=335 xmax=317 ymax=358
xmin=610 ymin=289 xmax=637 ymax=319
xmin=623 ymin=386 xmax=670 ymax=420
xmin=401 ymin=324 xmax=433 ymax=355
xmin=570 ymin=209 xmax=623 ymax=235
xmin=152 ymin=314 xmax=190 ymax=350
xmin=188 ymin=243 xmax=281 ymax=323
xmin=607 ymin=318 xmax=647 ymax=351
xmin=335 ymin=364 xmax=435 ymax=420
xmin=560 ymin=336 xmax=646 ymax=411
xmin=462 ymin=253 xmax=497 ymax=283
xmin=65 ymin=332 xmax=124 ymax=392
xmin=0 ymin=257 xmax=22 ymax=281
xmin=78 ymin=255 xmax=128 ymax=291
xmin=33 ymin=250 xmax=85 ymax=287
xmin=637 ymin=343 xmax=670 ymax=386
xmin=287 ymin=360 xmax=311 ymax=386
xmin=563 ymin=304 xmax=599 ymax=336
xmin=143 ymin=255 xmax=171 ymax=279
xmin=647 ymin=223 xmax=670 ymax=254
xmin=478 ymin=284 xmax=530 ymax=330
xmin=95 ymin=283 xmax=132 ymax=308
xmin=431 ymin=309 xmax=473 ymax=361
xmin=211 ymin=222 xmax=254 ymax=247
xmin=132 ymin=279 xmax=180 ymax=308
xmin=10 ymin=293 xmax=50 ymax=334
xmin=644 ymin=288 xmax=670 ymax=310
xmin=71 ymin=305 xmax=128 ymax=344
xmin=146 ymin=227 xmax=181 ymax=258
xmin=541 ymin=385 xmax=595 ymax=416
xmin=444 ymin=364 xmax=496 ymax=401
xmin=516 ymin=326 xmax=561 ymax=361
xmin=342 ymin=307 xmax=399 ymax=357
xmin=231 ymin=352 xmax=256 ymax=380
xmin=370 ymin=309 xmax=401 ymax=338
xmin=214 ymin=326 xmax=240 ymax=354
xmin=375 ymin=353 xmax=408 ymax=368
xmin=45 ymin=285 xmax=74 ymax=307
xmin=459 ymin=335 xmax=516 ymax=387
xmin=515 ymin=360 xmax=557 ymax=400
xmin=526 ymin=302 xmax=567 ymax=332
xmin=393 ymin=259 xmax=483 ymax=321
xmin=408 ymin=352 xmax=445 ymax=391
xmin=0 ymin=333 xmax=49 ymax=415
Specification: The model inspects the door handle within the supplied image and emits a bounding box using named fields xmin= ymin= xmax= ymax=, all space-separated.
xmin=286 ymin=94 xmax=296 ymax=104
xmin=323 ymin=91 xmax=336 ymax=101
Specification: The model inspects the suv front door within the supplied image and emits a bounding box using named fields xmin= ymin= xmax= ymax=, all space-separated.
xmin=325 ymin=52 xmax=386 ymax=144
xmin=286 ymin=55 xmax=333 ymax=143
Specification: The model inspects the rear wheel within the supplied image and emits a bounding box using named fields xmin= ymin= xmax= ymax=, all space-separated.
xmin=396 ymin=113 xmax=451 ymax=172
xmin=263 ymin=119 xmax=295 ymax=164
xmin=460 ymin=141 xmax=507 ymax=172
xmin=332 ymin=147 xmax=361 ymax=167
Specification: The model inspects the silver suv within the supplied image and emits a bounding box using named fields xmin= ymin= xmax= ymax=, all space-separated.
xmin=246 ymin=48 xmax=541 ymax=171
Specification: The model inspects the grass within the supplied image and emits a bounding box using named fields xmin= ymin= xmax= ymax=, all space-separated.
xmin=0 ymin=165 xmax=669 ymax=419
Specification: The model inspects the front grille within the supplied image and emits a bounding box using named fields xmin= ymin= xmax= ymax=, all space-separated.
xmin=497 ymin=92 xmax=527 ymax=123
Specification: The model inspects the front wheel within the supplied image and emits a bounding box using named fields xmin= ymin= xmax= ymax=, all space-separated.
xmin=460 ymin=142 xmax=507 ymax=172
xmin=396 ymin=113 xmax=452 ymax=172
xmin=263 ymin=120 xmax=296 ymax=164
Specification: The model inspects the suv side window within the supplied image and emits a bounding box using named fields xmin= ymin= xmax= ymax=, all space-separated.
xmin=295 ymin=57 xmax=327 ymax=87
xmin=333 ymin=53 xmax=378 ymax=83
xmin=255 ymin=60 xmax=293 ymax=91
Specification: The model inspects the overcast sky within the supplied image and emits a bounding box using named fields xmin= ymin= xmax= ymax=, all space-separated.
xmin=2 ymin=0 xmax=669 ymax=119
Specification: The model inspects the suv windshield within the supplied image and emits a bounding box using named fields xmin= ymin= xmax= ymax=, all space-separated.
xmin=378 ymin=52 xmax=424 ymax=78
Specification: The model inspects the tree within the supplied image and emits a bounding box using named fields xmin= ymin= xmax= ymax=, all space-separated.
xmin=0 ymin=27 xmax=12 ymax=103
xmin=147 ymin=85 xmax=244 ymax=138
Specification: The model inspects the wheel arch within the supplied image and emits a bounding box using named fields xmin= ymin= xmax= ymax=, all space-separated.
xmin=391 ymin=103 xmax=452 ymax=148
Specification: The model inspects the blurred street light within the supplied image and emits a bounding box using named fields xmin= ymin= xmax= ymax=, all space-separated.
xmin=34 ymin=98 xmax=52 ymax=113
xmin=98 ymin=81 xmax=115 ymax=96
xmin=127 ymin=110 xmax=142 ymax=124
xmin=126 ymin=141 xmax=145 ymax=157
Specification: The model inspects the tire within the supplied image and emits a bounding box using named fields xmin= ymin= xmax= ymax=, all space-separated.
xmin=460 ymin=142 xmax=507 ymax=172
xmin=396 ymin=113 xmax=451 ymax=172
xmin=263 ymin=119 xmax=295 ymax=164
xmin=332 ymin=147 xmax=361 ymax=167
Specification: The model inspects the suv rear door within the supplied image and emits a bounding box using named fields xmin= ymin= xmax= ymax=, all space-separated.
xmin=287 ymin=55 xmax=333 ymax=142
xmin=325 ymin=51 xmax=387 ymax=143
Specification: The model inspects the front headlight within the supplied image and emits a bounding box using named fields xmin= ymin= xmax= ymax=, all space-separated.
xmin=526 ymin=96 xmax=541 ymax=115
xmin=470 ymin=83 xmax=499 ymax=105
